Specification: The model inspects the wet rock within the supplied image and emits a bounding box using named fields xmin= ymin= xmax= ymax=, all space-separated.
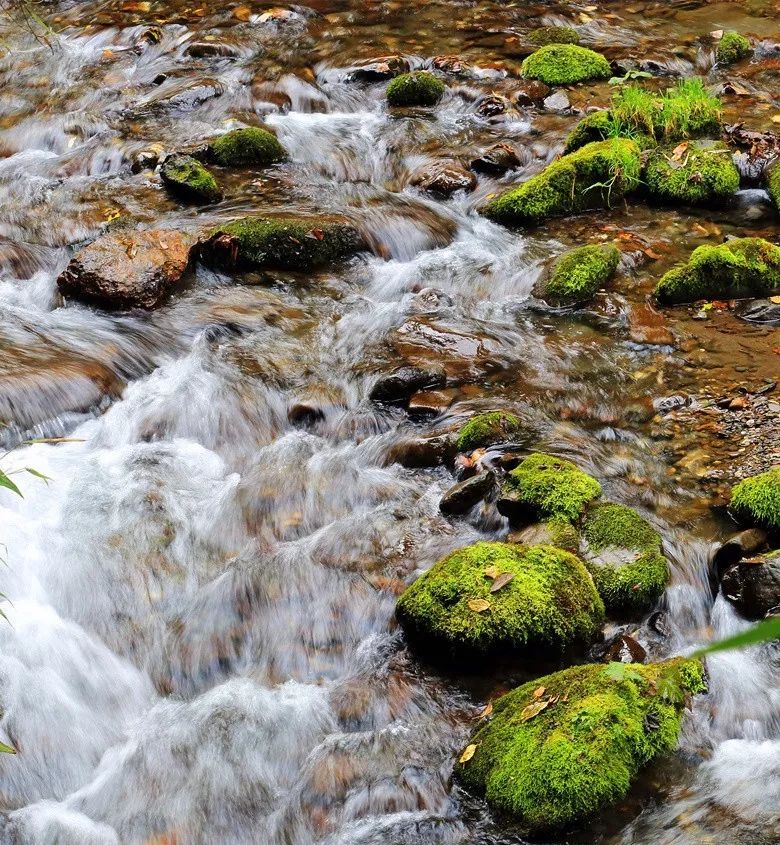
xmin=384 ymin=434 xmax=455 ymax=468
xmin=723 ymin=123 xmax=780 ymax=182
xmin=603 ymin=633 xmax=647 ymax=664
xmin=369 ymin=366 xmax=446 ymax=405
xmin=131 ymin=143 xmax=166 ymax=173
xmin=348 ymin=55 xmax=410 ymax=82
xmin=288 ymin=401 xmax=325 ymax=427
xmin=736 ymin=298 xmax=780 ymax=325
xmin=542 ymin=90 xmax=570 ymax=112
xmin=720 ymin=552 xmax=780 ymax=619
xmin=409 ymin=287 xmax=454 ymax=313
xmin=439 ymin=471 xmax=496 ymax=516
xmin=514 ymin=79 xmax=551 ymax=106
xmin=475 ymin=93 xmax=514 ymax=118
xmin=627 ymin=302 xmax=675 ymax=346
xmin=160 ymin=154 xmax=222 ymax=203
xmin=162 ymin=79 xmax=224 ymax=110
xmin=430 ymin=55 xmax=469 ymax=75
xmin=57 ymin=229 xmax=195 ymax=310
xmin=407 ymin=389 xmax=453 ymax=416
xmin=469 ymin=142 xmax=521 ymax=175
xmin=712 ymin=528 xmax=768 ymax=579
xmin=648 ymin=610 xmax=670 ymax=637
xmin=725 ymin=189 xmax=774 ymax=224
xmin=410 ymin=161 xmax=476 ymax=196
xmin=185 ymin=41 xmax=240 ymax=59
xmin=653 ymin=395 xmax=689 ymax=413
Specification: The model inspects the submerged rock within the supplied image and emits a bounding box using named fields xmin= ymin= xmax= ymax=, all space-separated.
xmin=457 ymin=659 xmax=706 ymax=832
xmin=655 ymin=238 xmax=780 ymax=304
xmin=720 ymin=552 xmax=780 ymax=619
xmin=185 ymin=40 xmax=240 ymax=58
xmin=410 ymin=161 xmax=476 ymax=196
xmin=729 ymin=467 xmax=780 ymax=531
xmin=386 ymin=71 xmax=445 ymax=106
xmin=395 ymin=541 xmax=604 ymax=657
xmin=57 ymin=229 xmax=194 ymax=310
xmin=209 ymin=127 xmax=286 ymax=167
xmin=160 ymin=154 xmax=222 ymax=203
xmin=455 ymin=411 xmax=522 ymax=452
xmin=200 ymin=216 xmax=365 ymax=270
xmin=535 ymin=243 xmax=620 ymax=306
xmin=348 ymin=55 xmax=410 ymax=82
xmin=483 ymin=139 xmax=641 ymax=226
xmin=521 ymin=44 xmax=611 ymax=86
xmin=643 ymin=141 xmax=739 ymax=206
xmin=469 ymin=142 xmax=521 ymax=174
xmin=369 ymin=366 xmax=446 ymax=404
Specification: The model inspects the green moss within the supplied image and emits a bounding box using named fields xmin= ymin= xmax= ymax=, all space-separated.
xmin=458 ymin=658 xmax=705 ymax=833
xmin=456 ymin=412 xmax=522 ymax=452
xmin=565 ymin=81 xmax=721 ymax=154
xmin=542 ymin=243 xmax=620 ymax=305
xmin=767 ymin=163 xmax=780 ymax=211
xmin=717 ymin=31 xmax=752 ymax=65
xmin=210 ymin=127 xmax=286 ymax=167
xmin=655 ymin=238 xmax=780 ymax=304
xmin=396 ymin=542 xmax=604 ymax=655
xmin=730 ymin=468 xmax=780 ymax=531
xmin=528 ymin=26 xmax=580 ymax=46
xmin=160 ymin=154 xmax=221 ymax=203
xmin=201 ymin=216 xmax=365 ymax=270
xmin=386 ymin=71 xmax=445 ymax=106
xmin=582 ymin=503 xmax=669 ymax=617
xmin=484 ymin=138 xmax=641 ymax=226
xmin=502 ymin=453 xmax=602 ymax=523
xmin=644 ymin=141 xmax=739 ymax=206
xmin=521 ymin=44 xmax=611 ymax=86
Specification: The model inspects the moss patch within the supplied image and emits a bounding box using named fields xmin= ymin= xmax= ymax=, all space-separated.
xmin=644 ymin=141 xmax=739 ymax=206
xmin=458 ymin=659 xmax=705 ymax=833
xmin=210 ymin=127 xmax=286 ymax=167
xmin=160 ymin=154 xmax=221 ymax=203
xmin=730 ymin=468 xmax=780 ymax=531
xmin=767 ymin=163 xmax=780 ymax=211
xmin=456 ymin=412 xmax=522 ymax=452
xmin=396 ymin=542 xmax=604 ymax=656
xmin=484 ymin=139 xmax=641 ymax=226
xmin=521 ymin=44 xmax=611 ymax=85
xmin=386 ymin=71 xmax=445 ymax=106
xmin=528 ymin=26 xmax=580 ymax=46
xmin=655 ymin=238 xmax=780 ymax=304
xmin=717 ymin=31 xmax=752 ymax=65
xmin=541 ymin=243 xmax=620 ymax=305
xmin=501 ymin=452 xmax=602 ymax=523
xmin=582 ymin=503 xmax=669 ymax=617
xmin=201 ymin=216 xmax=365 ymax=271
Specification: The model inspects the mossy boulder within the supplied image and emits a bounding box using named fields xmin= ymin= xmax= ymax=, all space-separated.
xmin=160 ymin=154 xmax=221 ymax=203
xmin=498 ymin=452 xmax=602 ymax=524
xmin=210 ymin=127 xmax=286 ymax=167
xmin=200 ymin=216 xmax=365 ymax=271
xmin=521 ymin=44 xmax=611 ymax=86
xmin=528 ymin=26 xmax=580 ymax=46
xmin=643 ymin=141 xmax=739 ymax=206
xmin=484 ymin=139 xmax=641 ymax=226
xmin=730 ymin=468 xmax=780 ymax=532
xmin=582 ymin=503 xmax=669 ymax=617
xmin=655 ymin=238 xmax=780 ymax=304
xmin=386 ymin=71 xmax=445 ymax=106
xmin=456 ymin=411 xmax=522 ymax=452
xmin=767 ymin=163 xmax=780 ymax=211
xmin=563 ymin=110 xmax=615 ymax=154
xmin=717 ymin=31 xmax=752 ymax=65
xmin=457 ymin=659 xmax=706 ymax=833
xmin=395 ymin=542 xmax=604 ymax=656
xmin=537 ymin=243 xmax=620 ymax=306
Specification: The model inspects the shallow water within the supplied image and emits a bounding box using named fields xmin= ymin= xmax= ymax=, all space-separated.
xmin=0 ymin=0 xmax=778 ymax=843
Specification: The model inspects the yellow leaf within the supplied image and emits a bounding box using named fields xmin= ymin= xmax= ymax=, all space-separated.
xmin=459 ymin=744 xmax=477 ymax=763
xmin=483 ymin=566 xmax=500 ymax=580
xmin=772 ymin=115 xmax=780 ymax=124
xmin=770 ymin=296 xmax=780 ymax=304
xmin=468 ymin=598 xmax=491 ymax=613
xmin=490 ymin=572 xmax=515 ymax=592
xmin=532 ymin=686 xmax=546 ymax=699
xmin=520 ymin=699 xmax=550 ymax=722
xmin=479 ymin=701 xmax=493 ymax=719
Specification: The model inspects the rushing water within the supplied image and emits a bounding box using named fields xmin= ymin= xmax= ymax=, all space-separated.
xmin=0 ymin=0 xmax=779 ymax=843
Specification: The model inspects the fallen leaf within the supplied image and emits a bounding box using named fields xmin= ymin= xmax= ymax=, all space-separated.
xmin=770 ymin=295 xmax=780 ymax=304
xmin=468 ymin=598 xmax=491 ymax=613
xmin=532 ymin=686 xmax=546 ymax=699
xmin=490 ymin=572 xmax=515 ymax=592
xmin=772 ymin=115 xmax=780 ymax=125
xmin=459 ymin=743 xmax=477 ymax=763
xmin=671 ymin=142 xmax=689 ymax=162
xmin=483 ymin=566 xmax=500 ymax=580
xmin=308 ymin=228 xmax=325 ymax=241
xmin=479 ymin=701 xmax=493 ymax=718
xmin=232 ymin=5 xmax=251 ymax=20
xmin=643 ymin=247 xmax=662 ymax=260
xmin=520 ymin=699 xmax=550 ymax=722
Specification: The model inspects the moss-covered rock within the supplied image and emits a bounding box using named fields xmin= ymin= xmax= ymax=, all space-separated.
xmin=730 ymin=468 xmax=780 ymax=531
xmin=717 ymin=31 xmax=752 ymax=65
xmin=456 ymin=411 xmax=522 ymax=452
xmin=767 ymin=162 xmax=780 ymax=211
xmin=200 ymin=216 xmax=365 ymax=271
xmin=521 ymin=44 xmax=611 ymax=85
xmin=484 ymin=139 xmax=641 ymax=226
xmin=396 ymin=542 xmax=604 ymax=656
xmin=528 ymin=26 xmax=580 ymax=46
xmin=563 ymin=110 xmax=615 ymax=154
xmin=210 ymin=127 xmax=286 ymax=167
xmin=498 ymin=452 xmax=602 ymax=524
xmin=655 ymin=238 xmax=780 ymax=304
xmin=160 ymin=154 xmax=221 ymax=203
xmin=643 ymin=141 xmax=739 ymax=206
xmin=457 ymin=658 xmax=706 ymax=833
xmin=538 ymin=243 xmax=620 ymax=305
xmin=386 ymin=71 xmax=445 ymax=106
xmin=582 ymin=503 xmax=669 ymax=616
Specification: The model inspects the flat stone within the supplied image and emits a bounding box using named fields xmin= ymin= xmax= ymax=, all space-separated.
xmin=439 ymin=471 xmax=496 ymax=516
xmin=369 ymin=366 xmax=447 ymax=404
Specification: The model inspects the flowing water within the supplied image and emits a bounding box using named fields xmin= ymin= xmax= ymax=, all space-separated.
xmin=0 ymin=0 xmax=779 ymax=843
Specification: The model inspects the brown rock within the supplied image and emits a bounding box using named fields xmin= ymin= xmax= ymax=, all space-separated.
xmin=57 ymin=230 xmax=195 ymax=309
xmin=514 ymin=80 xmax=551 ymax=106
xmin=369 ymin=365 xmax=446 ymax=405
xmin=470 ymin=142 xmax=521 ymax=175
xmin=431 ymin=55 xmax=469 ymax=75
xmin=410 ymin=161 xmax=477 ymax=196
xmin=604 ymin=634 xmax=647 ymax=664
xmin=720 ymin=552 xmax=780 ymax=619
xmin=439 ymin=471 xmax=497 ymax=516
xmin=349 ymin=55 xmax=410 ymax=82
xmin=407 ymin=389 xmax=454 ymax=416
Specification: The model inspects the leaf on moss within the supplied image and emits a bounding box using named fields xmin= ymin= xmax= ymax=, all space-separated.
xmin=490 ymin=572 xmax=515 ymax=592
xmin=478 ymin=701 xmax=493 ymax=719
xmin=483 ymin=566 xmax=500 ymax=580
xmin=532 ymin=685 xmax=546 ymax=699
xmin=468 ymin=598 xmax=491 ymax=613
xmin=459 ymin=743 xmax=477 ymax=763
xmin=520 ymin=699 xmax=550 ymax=722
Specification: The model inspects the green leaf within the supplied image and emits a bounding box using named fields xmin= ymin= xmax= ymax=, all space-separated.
xmin=0 ymin=740 xmax=16 ymax=754
xmin=0 ymin=470 xmax=22 ymax=497
xmin=604 ymin=662 xmax=644 ymax=683
xmin=693 ymin=616 xmax=780 ymax=658
xmin=24 ymin=468 xmax=51 ymax=484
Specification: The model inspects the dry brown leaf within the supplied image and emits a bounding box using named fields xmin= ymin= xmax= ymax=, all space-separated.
xmin=520 ymin=699 xmax=550 ymax=722
xmin=483 ymin=566 xmax=500 ymax=580
xmin=643 ymin=247 xmax=662 ymax=260
xmin=671 ymin=142 xmax=689 ymax=162
xmin=769 ymin=295 xmax=780 ymax=304
xmin=490 ymin=572 xmax=515 ymax=592
xmin=459 ymin=743 xmax=477 ymax=763
xmin=479 ymin=701 xmax=493 ymax=719
xmin=468 ymin=598 xmax=491 ymax=613
xmin=533 ymin=686 xmax=546 ymax=699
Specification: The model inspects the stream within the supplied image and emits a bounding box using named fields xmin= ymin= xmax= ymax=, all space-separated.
xmin=0 ymin=0 xmax=778 ymax=843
